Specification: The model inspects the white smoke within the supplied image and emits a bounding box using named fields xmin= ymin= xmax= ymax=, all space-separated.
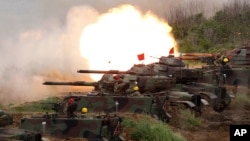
xmin=0 ymin=6 xmax=99 ymax=105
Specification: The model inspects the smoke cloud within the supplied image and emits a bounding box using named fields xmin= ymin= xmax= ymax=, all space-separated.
xmin=0 ymin=0 xmax=244 ymax=105
xmin=0 ymin=6 xmax=99 ymax=105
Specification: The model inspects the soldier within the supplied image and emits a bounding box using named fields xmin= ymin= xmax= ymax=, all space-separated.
xmin=99 ymin=74 xmax=114 ymax=93
xmin=80 ymin=107 xmax=88 ymax=118
xmin=124 ymin=80 xmax=141 ymax=96
xmin=66 ymin=98 xmax=77 ymax=118
xmin=131 ymin=85 xmax=141 ymax=96
xmin=113 ymin=74 xmax=128 ymax=94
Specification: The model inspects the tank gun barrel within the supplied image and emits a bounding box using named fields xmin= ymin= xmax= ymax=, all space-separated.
xmin=181 ymin=53 xmax=216 ymax=57
xmin=178 ymin=53 xmax=220 ymax=65
xmin=77 ymin=70 xmax=128 ymax=74
xmin=178 ymin=53 xmax=218 ymax=60
xmin=77 ymin=69 xmax=153 ymax=76
xmin=43 ymin=81 xmax=98 ymax=86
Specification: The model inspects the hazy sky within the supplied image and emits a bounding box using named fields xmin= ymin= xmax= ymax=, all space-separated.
xmin=0 ymin=0 xmax=87 ymax=38
xmin=0 ymin=0 xmax=235 ymax=39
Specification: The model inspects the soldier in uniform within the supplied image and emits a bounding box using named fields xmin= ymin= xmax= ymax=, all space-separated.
xmin=66 ymin=98 xmax=77 ymax=118
xmin=113 ymin=74 xmax=127 ymax=94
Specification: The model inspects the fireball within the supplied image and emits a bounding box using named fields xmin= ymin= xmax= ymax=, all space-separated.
xmin=79 ymin=4 xmax=176 ymax=81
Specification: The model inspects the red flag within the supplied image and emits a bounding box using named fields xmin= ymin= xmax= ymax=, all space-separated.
xmin=169 ymin=47 xmax=174 ymax=54
xmin=137 ymin=53 xmax=144 ymax=61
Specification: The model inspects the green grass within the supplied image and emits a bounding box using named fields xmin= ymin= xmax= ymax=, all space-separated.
xmin=179 ymin=109 xmax=201 ymax=129
xmin=232 ymin=93 xmax=250 ymax=108
xmin=0 ymin=104 xmax=4 ymax=109
xmin=121 ymin=114 xmax=186 ymax=141
xmin=11 ymin=96 xmax=61 ymax=112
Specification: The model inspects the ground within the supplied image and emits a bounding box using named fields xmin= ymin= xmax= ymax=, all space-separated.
xmin=170 ymin=99 xmax=250 ymax=141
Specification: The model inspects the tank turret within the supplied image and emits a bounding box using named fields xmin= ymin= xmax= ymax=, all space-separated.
xmin=77 ymin=69 xmax=177 ymax=93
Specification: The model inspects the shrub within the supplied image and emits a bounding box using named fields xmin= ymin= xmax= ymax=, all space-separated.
xmin=179 ymin=109 xmax=201 ymax=129
xmin=121 ymin=114 xmax=186 ymax=141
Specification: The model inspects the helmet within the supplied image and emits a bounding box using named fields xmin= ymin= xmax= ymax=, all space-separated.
xmin=133 ymin=86 xmax=139 ymax=91
xmin=68 ymin=98 xmax=75 ymax=104
xmin=81 ymin=107 xmax=88 ymax=113
xmin=223 ymin=57 xmax=229 ymax=63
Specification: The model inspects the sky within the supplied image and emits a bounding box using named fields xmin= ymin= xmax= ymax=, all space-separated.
xmin=0 ymin=0 xmax=236 ymax=39
xmin=0 ymin=0 xmax=240 ymax=104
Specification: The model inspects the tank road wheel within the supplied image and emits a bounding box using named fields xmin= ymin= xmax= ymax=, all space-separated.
xmin=213 ymin=88 xmax=231 ymax=113
xmin=190 ymin=95 xmax=202 ymax=116
xmin=213 ymin=99 xmax=227 ymax=113
xmin=215 ymin=95 xmax=231 ymax=113
xmin=199 ymin=93 xmax=214 ymax=114
xmin=154 ymin=96 xmax=171 ymax=123
xmin=199 ymin=94 xmax=212 ymax=106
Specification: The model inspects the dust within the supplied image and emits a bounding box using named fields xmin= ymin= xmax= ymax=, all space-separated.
xmin=0 ymin=6 xmax=98 ymax=105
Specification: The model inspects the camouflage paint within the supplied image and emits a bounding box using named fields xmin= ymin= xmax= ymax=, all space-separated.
xmin=0 ymin=110 xmax=42 ymax=141
xmin=0 ymin=128 xmax=42 ymax=141
xmin=72 ymin=95 xmax=154 ymax=113
xmin=20 ymin=114 xmax=122 ymax=140
xmin=0 ymin=110 xmax=13 ymax=126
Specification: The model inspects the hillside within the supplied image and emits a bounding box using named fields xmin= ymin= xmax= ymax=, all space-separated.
xmin=170 ymin=1 xmax=250 ymax=53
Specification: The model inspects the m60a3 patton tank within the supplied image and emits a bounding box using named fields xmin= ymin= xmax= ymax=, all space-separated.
xmin=170 ymin=42 xmax=250 ymax=111
xmin=43 ymin=67 xmax=205 ymax=122
xmin=0 ymin=110 xmax=43 ymax=141
xmin=180 ymin=41 xmax=250 ymax=95
xmin=118 ymin=55 xmax=231 ymax=112
xmin=201 ymin=42 xmax=250 ymax=90
xmin=76 ymin=55 xmax=230 ymax=112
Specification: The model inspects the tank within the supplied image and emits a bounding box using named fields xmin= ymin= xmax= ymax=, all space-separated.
xmin=19 ymin=111 xmax=123 ymax=140
xmin=0 ymin=110 xmax=42 ymax=141
xmin=169 ymin=42 xmax=250 ymax=111
xmin=43 ymin=68 xmax=205 ymax=121
xmin=0 ymin=110 xmax=13 ymax=126
xmin=214 ymin=42 xmax=250 ymax=89
xmin=75 ymin=55 xmax=230 ymax=113
xmin=135 ymin=55 xmax=231 ymax=112
xmin=181 ymin=41 xmax=250 ymax=93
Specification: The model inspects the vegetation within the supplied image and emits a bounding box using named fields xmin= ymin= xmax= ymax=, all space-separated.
xmin=179 ymin=109 xmax=201 ymax=129
xmin=232 ymin=92 xmax=250 ymax=108
xmin=170 ymin=1 xmax=250 ymax=53
xmin=10 ymin=96 xmax=61 ymax=112
xmin=121 ymin=114 xmax=186 ymax=141
xmin=0 ymin=104 xmax=4 ymax=109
